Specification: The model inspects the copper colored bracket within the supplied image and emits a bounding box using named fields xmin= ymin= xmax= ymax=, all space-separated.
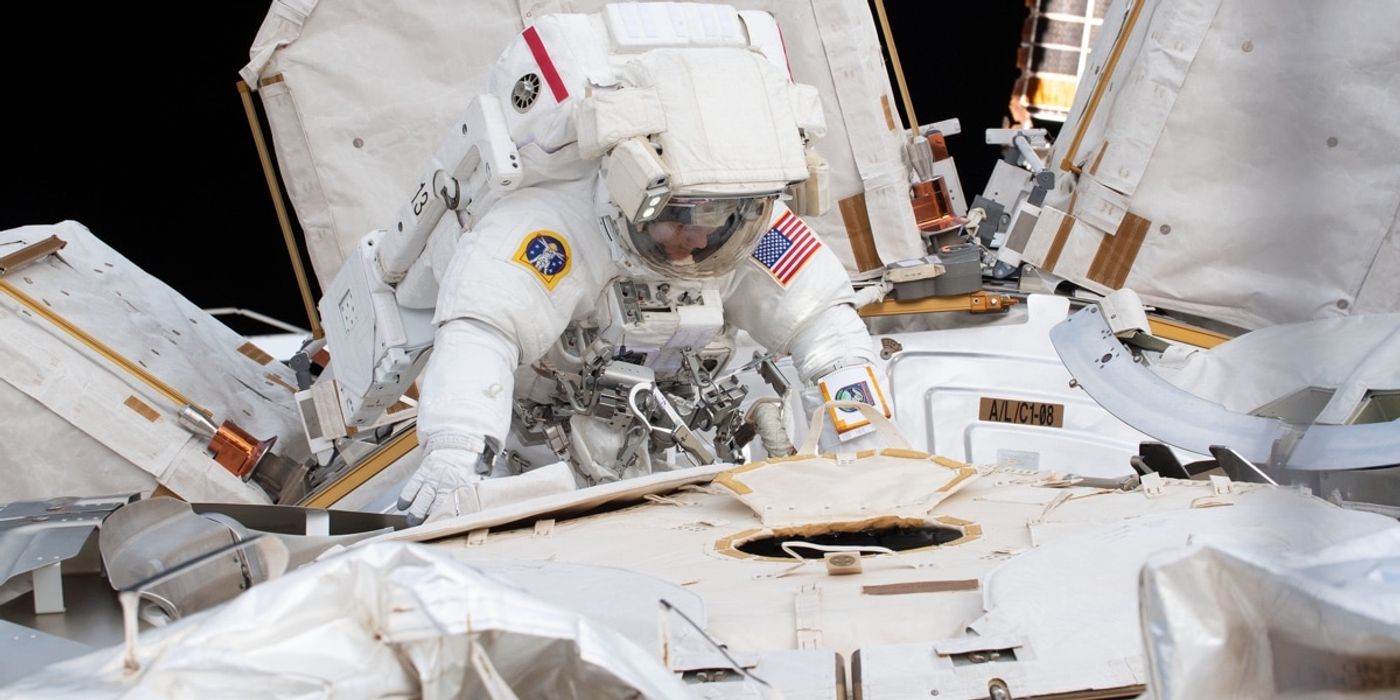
xmin=838 ymin=193 xmax=885 ymax=273
xmin=861 ymin=292 xmax=1018 ymax=318
xmin=926 ymin=133 xmax=950 ymax=161
xmin=968 ymin=291 xmax=1015 ymax=314
xmin=208 ymin=421 xmax=277 ymax=481
xmin=0 ymin=235 xmax=67 ymax=276
xmin=910 ymin=178 xmax=961 ymax=232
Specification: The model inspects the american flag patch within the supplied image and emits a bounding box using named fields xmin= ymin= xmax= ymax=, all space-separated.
xmin=751 ymin=210 xmax=821 ymax=285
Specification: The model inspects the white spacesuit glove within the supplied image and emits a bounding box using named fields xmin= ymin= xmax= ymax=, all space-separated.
xmin=397 ymin=447 xmax=485 ymax=525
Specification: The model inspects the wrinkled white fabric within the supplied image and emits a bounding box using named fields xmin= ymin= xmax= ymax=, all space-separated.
xmin=1142 ymin=526 xmax=1400 ymax=699
xmin=0 ymin=222 xmax=293 ymax=504
xmin=472 ymin=461 xmax=579 ymax=513
xmin=716 ymin=409 xmax=976 ymax=528
xmin=617 ymin=47 xmax=808 ymax=191
xmin=1154 ymin=312 xmax=1400 ymax=422
xmin=240 ymin=1 xmax=922 ymax=285
xmin=0 ymin=542 xmax=689 ymax=698
xmin=1032 ymin=0 xmax=1400 ymax=329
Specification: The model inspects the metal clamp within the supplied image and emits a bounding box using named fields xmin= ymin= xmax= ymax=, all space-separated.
xmin=626 ymin=383 xmax=716 ymax=465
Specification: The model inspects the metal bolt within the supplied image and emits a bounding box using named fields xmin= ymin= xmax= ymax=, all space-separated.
xmin=1337 ymin=299 xmax=1350 ymax=310
xmin=352 ymin=137 xmax=364 ymax=149
xmin=1327 ymin=137 xmax=1339 ymax=148
xmin=1242 ymin=40 xmax=1254 ymax=52
xmin=1159 ymin=224 xmax=1171 ymax=235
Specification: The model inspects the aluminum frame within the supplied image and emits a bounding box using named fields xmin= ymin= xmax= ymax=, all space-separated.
xmin=1049 ymin=305 xmax=1400 ymax=471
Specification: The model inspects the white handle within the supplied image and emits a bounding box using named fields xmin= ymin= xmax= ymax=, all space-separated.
xmin=798 ymin=400 xmax=909 ymax=454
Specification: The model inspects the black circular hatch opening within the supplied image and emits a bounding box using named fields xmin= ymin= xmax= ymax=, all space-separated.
xmin=734 ymin=521 xmax=964 ymax=559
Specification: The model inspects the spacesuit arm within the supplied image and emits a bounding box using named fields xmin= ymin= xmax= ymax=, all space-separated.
xmin=789 ymin=304 xmax=890 ymax=451
xmin=724 ymin=203 xmax=879 ymax=378
xmin=724 ymin=204 xmax=888 ymax=450
xmin=397 ymin=317 xmax=518 ymax=523
xmin=785 ymin=302 xmax=878 ymax=384
xmin=415 ymin=317 xmax=519 ymax=457
xmin=399 ymin=177 xmax=605 ymax=522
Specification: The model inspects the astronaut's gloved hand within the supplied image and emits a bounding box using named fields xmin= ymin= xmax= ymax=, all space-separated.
xmin=397 ymin=447 xmax=485 ymax=526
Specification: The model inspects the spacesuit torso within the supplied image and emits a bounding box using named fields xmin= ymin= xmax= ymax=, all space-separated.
xmin=421 ymin=170 xmax=870 ymax=485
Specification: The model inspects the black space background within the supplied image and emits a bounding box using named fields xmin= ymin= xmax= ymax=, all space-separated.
xmin=2 ymin=2 xmax=1029 ymax=337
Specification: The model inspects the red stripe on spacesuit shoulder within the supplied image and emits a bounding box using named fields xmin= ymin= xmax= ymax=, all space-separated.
xmin=774 ymin=19 xmax=794 ymax=81
xmin=522 ymin=26 xmax=569 ymax=102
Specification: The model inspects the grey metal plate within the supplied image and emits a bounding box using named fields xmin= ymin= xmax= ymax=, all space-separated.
xmin=0 ymin=496 xmax=130 ymax=586
xmin=0 ymin=618 xmax=94 ymax=686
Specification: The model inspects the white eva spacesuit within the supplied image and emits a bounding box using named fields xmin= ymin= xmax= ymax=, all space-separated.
xmin=394 ymin=3 xmax=890 ymax=523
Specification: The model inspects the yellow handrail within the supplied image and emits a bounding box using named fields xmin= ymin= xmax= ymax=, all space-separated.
xmin=0 ymin=277 xmax=211 ymax=417
xmin=237 ymin=79 xmax=324 ymax=339
xmin=1059 ymin=0 xmax=1148 ymax=173
xmin=873 ymin=0 xmax=919 ymax=138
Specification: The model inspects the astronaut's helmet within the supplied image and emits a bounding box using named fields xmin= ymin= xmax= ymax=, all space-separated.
xmin=623 ymin=194 xmax=775 ymax=279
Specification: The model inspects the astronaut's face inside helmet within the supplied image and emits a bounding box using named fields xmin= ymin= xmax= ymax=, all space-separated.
xmin=626 ymin=195 xmax=775 ymax=278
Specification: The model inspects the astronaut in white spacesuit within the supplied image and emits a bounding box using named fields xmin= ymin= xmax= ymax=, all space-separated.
xmin=395 ymin=3 xmax=889 ymax=523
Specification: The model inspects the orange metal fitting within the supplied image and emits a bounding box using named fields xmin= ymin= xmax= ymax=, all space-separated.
xmin=911 ymin=178 xmax=961 ymax=232
xmin=208 ymin=421 xmax=277 ymax=481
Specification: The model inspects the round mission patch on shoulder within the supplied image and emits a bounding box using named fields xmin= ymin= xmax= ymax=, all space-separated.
xmin=513 ymin=230 xmax=572 ymax=291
